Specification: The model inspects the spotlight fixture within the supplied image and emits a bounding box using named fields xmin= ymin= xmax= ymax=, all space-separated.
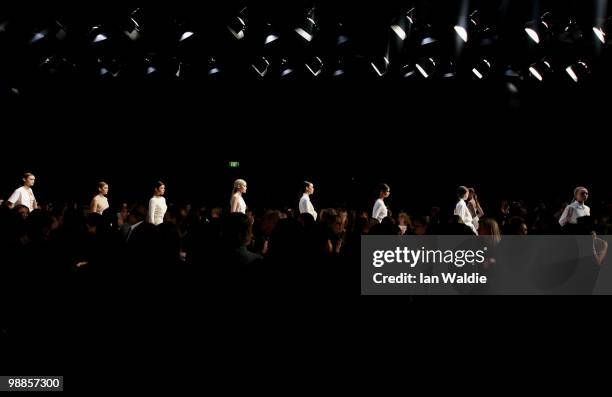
xmin=593 ymin=17 xmax=612 ymax=44
xmin=251 ymin=56 xmax=270 ymax=77
xmin=295 ymin=6 xmax=317 ymax=43
xmin=305 ymin=56 xmax=324 ymax=77
xmin=415 ymin=57 xmax=437 ymax=78
xmin=335 ymin=22 xmax=349 ymax=47
xmin=123 ymin=8 xmax=142 ymax=41
xmin=564 ymin=60 xmax=590 ymax=83
xmin=441 ymin=60 xmax=457 ymax=79
xmin=207 ymin=57 xmax=221 ymax=76
xmin=30 ymin=20 xmax=67 ymax=45
xmin=179 ymin=31 xmax=195 ymax=42
xmin=400 ymin=64 xmax=417 ymax=79
xmin=370 ymin=56 xmax=389 ymax=77
xmin=524 ymin=11 xmax=555 ymax=44
xmin=228 ymin=6 xmax=247 ymax=40
xmin=420 ymin=24 xmax=438 ymax=47
xmin=454 ymin=25 xmax=468 ymax=43
xmin=390 ymin=8 xmax=415 ymax=42
xmin=528 ymin=58 xmax=553 ymax=82
xmin=279 ymin=58 xmax=295 ymax=78
xmin=331 ymin=58 xmax=346 ymax=77
xmin=143 ymin=55 xmax=161 ymax=76
xmin=98 ymin=57 xmax=121 ymax=78
xmin=29 ymin=29 xmax=49 ymax=45
xmin=471 ymin=58 xmax=492 ymax=80
xmin=454 ymin=10 xmax=495 ymax=46
xmin=264 ymin=23 xmax=279 ymax=46
xmin=90 ymin=26 xmax=108 ymax=44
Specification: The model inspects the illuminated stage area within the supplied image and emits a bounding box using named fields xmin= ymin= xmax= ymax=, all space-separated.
xmin=1 ymin=1 xmax=610 ymax=191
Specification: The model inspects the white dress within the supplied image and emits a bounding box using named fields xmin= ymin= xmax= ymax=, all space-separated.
xmin=231 ymin=193 xmax=247 ymax=214
xmin=299 ymin=194 xmax=318 ymax=220
xmin=372 ymin=199 xmax=388 ymax=222
xmin=148 ymin=196 xmax=167 ymax=225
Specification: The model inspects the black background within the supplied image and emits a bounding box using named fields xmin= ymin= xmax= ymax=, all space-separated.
xmin=1 ymin=0 xmax=611 ymax=215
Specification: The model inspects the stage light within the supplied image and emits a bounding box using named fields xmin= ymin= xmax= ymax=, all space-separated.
xmin=30 ymin=30 xmax=48 ymax=44
xmin=528 ymin=59 xmax=553 ymax=82
xmin=305 ymin=56 xmax=323 ymax=77
xmin=390 ymin=8 xmax=415 ymax=41
xmin=524 ymin=11 xmax=555 ymax=44
xmin=370 ymin=57 xmax=389 ymax=77
xmin=525 ymin=26 xmax=540 ymax=43
xmin=593 ymin=17 xmax=612 ymax=44
xmin=594 ymin=26 xmax=606 ymax=43
xmin=97 ymin=57 xmax=120 ymax=78
xmin=471 ymin=58 xmax=492 ymax=80
xmin=420 ymin=24 xmax=438 ymax=47
xmin=143 ymin=55 xmax=160 ymax=76
xmin=441 ymin=60 xmax=457 ymax=79
xmin=264 ymin=23 xmax=279 ymax=45
xmin=400 ymin=64 xmax=417 ymax=79
xmin=564 ymin=61 xmax=589 ymax=83
xmin=251 ymin=56 xmax=270 ymax=77
xmin=280 ymin=58 xmax=294 ymax=78
xmin=454 ymin=10 xmax=495 ymax=46
xmin=228 ymin=6 xmax=248 ymax=40
xmin=91 ymin=26 xmax=108 ymax=43
xmin=335 ymin=23 xmax=349 ymax=46
xmin=207 ymin=57 xmax=221 ymax=76
xmin=123 ymin=8 xmax=142 ymax=41
xmin=30 ymin=20 xmax=67 ymax=45
xmin=295 ymin=6 xmax=317 ymax=43
xmin=454 ymin=26 xmax=468 ymax=43
xmin=415 ymin=57 xmax=437 ymax=78
xmin=332 ymin=59 xmax=345 ymax=77
xmin=179 ymin=31 xmax=194 ymax=42
xmin=504 ymin=68 xmax=522 ymax=94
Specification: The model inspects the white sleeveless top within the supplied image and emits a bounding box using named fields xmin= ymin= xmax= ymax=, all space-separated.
xmin=92 ymin=195 xmax=109 ymax=215
xmin=232 ymin=193 xmax=247 ymax=214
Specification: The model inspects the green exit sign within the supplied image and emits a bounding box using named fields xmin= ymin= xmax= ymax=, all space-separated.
xmin=228 ymin=161 xmax=240 ymax=168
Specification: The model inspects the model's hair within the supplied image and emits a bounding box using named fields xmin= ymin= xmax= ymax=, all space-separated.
xmin=574 ymin=186 xmax=587 ymax=199
xmin=457 ymin=186 xmax=469 ymax=199
xmin=23 ymin=172 xmax=34 ymax=181
xmin=480 ymin=218 xmax=501 ymax=245
xmin=378 ymin=183 xmax=390 ymax=195
xmin=233 ymin=179 xmax=247 ymax=194
xmin=154 ymin=181 xmax=165 ymax=191
xmin=302 ymin=181 xmax=313 ymax=193
xmin=98 ymin=181 xmax=108 ymax=191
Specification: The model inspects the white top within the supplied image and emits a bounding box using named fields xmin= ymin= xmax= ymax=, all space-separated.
xmin=559 ymin=200 xmax=591 ymax=227
xmin=8 ymin=186 xmax=37 ymax=212
xmin=455 ymin=199 xmax=477 ymax=234
xmin=91 ymin=195 xmax=109 ymax=215
xmin=372 ymin=198 xmax=388 ymax=222
xmin=148 ymin=196 xmax=167 ymax=226
xmin=231 ymin=193 xmax=247 ymax=214
xmin=299 ymin=194 xmax=317 ymax=221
